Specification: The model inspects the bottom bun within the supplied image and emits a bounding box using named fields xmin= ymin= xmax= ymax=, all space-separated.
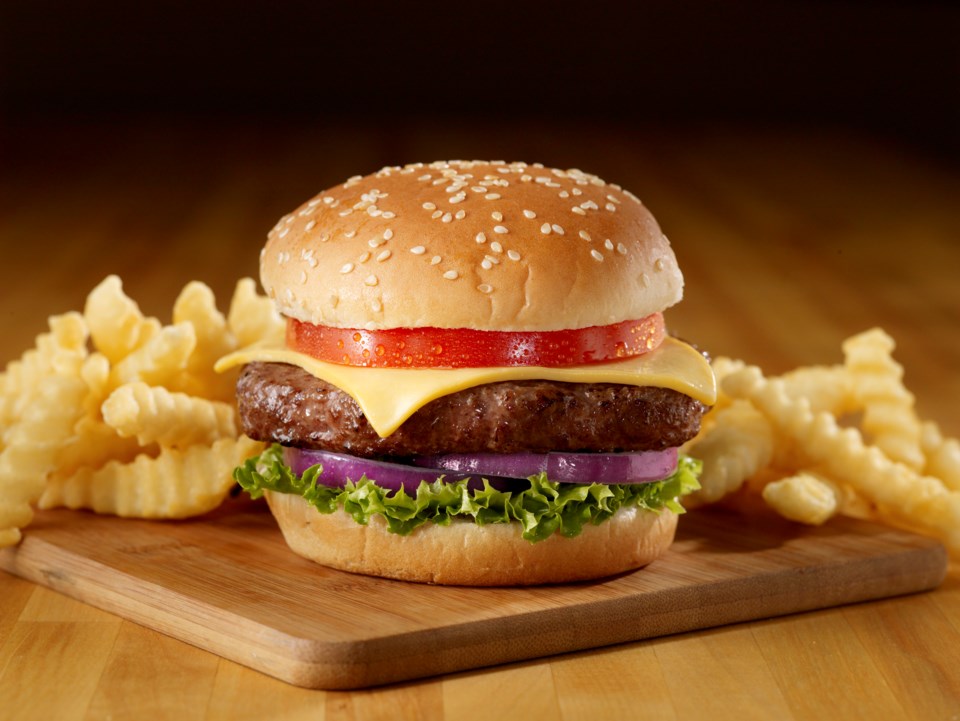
xmin=265 ymin=490 xmax=678 ymax=586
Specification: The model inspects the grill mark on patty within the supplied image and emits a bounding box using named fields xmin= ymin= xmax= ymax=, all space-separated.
xmin=237 ymin=361 xmax=708 ymax=458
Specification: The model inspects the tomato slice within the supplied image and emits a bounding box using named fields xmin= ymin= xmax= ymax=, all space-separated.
xmin=287 ymin=313 xmax=665 ymax=368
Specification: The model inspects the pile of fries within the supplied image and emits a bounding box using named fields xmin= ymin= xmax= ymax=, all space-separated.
xmin=683 ymin=329 xmax=960 ymax=553
xmin=0 ymin=276 xmax=284 ymax=547
xmin=2 ymin=274 xmax=959 ymax=556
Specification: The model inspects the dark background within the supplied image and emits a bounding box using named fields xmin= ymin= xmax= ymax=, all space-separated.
xmin=1 ymin=0 xmax=958 ymax=159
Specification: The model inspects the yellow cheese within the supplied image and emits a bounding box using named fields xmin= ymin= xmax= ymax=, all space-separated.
xmin=216 ymin=337 xmax=717 ymax=438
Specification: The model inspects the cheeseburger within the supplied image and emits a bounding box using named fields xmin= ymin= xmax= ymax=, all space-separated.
xmin=219 ymin=160 xmax=716 ymax=585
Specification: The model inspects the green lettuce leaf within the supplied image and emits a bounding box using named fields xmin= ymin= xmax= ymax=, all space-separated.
xmin=234 ymin=444 xmax=701 ymax=544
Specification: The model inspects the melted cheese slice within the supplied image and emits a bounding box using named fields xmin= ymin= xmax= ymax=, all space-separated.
xmin=216 ymin=336 xmax=716 ymax=438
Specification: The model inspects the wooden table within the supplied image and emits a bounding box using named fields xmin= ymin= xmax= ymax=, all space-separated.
xmin=2 ymin=120 xmax=959 ymax=719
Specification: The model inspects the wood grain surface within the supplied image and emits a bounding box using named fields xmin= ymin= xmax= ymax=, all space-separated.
xmin=2 ymin=120 xmax=960 ymax=718
xmin=0 ymin=502 xmax=945 ymax=690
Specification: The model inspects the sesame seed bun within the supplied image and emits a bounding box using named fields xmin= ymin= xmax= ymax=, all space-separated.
xmin=264 ymin=490 xmax=678 ymax=586
xmin=261 ymin=160 xmax=684 ymax=331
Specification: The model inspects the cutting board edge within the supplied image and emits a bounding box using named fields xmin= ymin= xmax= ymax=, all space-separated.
xmin=289 ymin=539 xmax=948 ymax=689
xmin=4 ymin=533 xmax=945 ymax=690
xmin=0 ymin=536 xmax=329 ymax=684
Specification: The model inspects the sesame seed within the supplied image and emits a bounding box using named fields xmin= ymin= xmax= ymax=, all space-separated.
xmin=368 ymin=207 xmax=382 ymax=217
xmin=607 ymin=194 xmax=621 ymax=204
xmin=299 ymin=270 xmax=307 ymax=284
xmin=523 ymin=209 xmax=536 ymax=219
xmin=344 ymin=230 xmax=356 ymax=238
xmin=491 ymin=241 xmax=503 ymax=253
xmin=371 ymin=298 xmax=383 ymax=312
xmin=442 ymin=212 xmax=453 ymax=223
xmin=340 ymin=263 xmax=354 ymax=274
xmin=383 ymin=229 xmax=394 ymax=240
xmin=410 ymin=245 xmax=426 ymax=255
xmin=449 ymin=192 xmax=466 ymax=204
xmin=431 ymin=255 xmax=442 ymax=265
xmin=423 ymin=202 xmax=437 ymax=210
xmin=492 ymin=211 xmax=503 ymax=222
xmin=382 ymin=211 xmax=396 ymax=219
xmin=455 ymin=209 xmax=466 ymax=220
xmin=507 ymin=249 xmax=521 ymax=261
xmin=541 ymin=223 xmax=551 ymax=234
xmin=571 ymin=187 xmax=583 ymax=196
xmin=278 ymin=227 xmax=290 ymax=238
xmin=493 ymin=225 xmax=508 ymax=234
xmin=365 ymin=274 xmax=379 ymax=286
xmin=471 ymin=186 xmax=486 ymax=193
xmin=654 ymin=258 xmax=665 ymax=271
xmin=322 ymin=196 xmax=335 ymax=205
xmin=478 ymin=283 xmax=493 ymax=293
xmin=485 ymin=254 xmax=501 ymax=265
xmin=369 ymin=237 xmax=386 ymax=248
xmin=307 ymin=257 xmax=318 ymax=268
xmin=339 ymin=209 xmax=353 ymax=217
xmin=377 ymin=250 xmax=392 ymax=262
xmin=605 ymin=203 xmax=617 ymax=212
xmin=320 ymin=234 xmax=330 ymax=242
xmin=304 ymin=219 xmax=317 ymax=231
xmin=475 ymin=232 xmax=487 ymax=244
xmin=571 ymin=206 xmax=586 ymax=215
xmin=581 ymin=200 xmax=598 ymax=210
xmin=551 ymin=224 xmax=565 ymax=235
xmin=418 ymin=174 xmax=432 ymax=181
xmin=604 ymin=239 xmax=615 ymax=250
xmin=484 ymin=193 xmax=501 ymax=200
xmin=591 ymin=250 xmax=604 ymax=262
xmin=559 ymin=191 xmax=570 ymax=198
xmin=617 ymin=243 xmax=627 ymax=255
xmin=481 ymin=259 xmax=493 ymax=270
xmin=431 ymin=210 xmax=443 ymax=219
xmin=358 ymin=251 xmax=371 ymax=263
xmin=443 ymin=270 xmax=459 ymax=280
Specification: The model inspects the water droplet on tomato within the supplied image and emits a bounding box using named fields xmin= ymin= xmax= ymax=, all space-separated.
xmin=352 ymin=332 xmax=362 ymax=342
xmin=375 ymin=344 xmax=386 ymax=356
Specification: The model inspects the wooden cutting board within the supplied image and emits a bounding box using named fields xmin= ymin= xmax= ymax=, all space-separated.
xmin=0 ymin=500 xmax=947 ymax=689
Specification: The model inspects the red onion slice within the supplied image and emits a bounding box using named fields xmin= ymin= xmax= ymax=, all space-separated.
xmin=282 ymin=447 xmax=520 ymax=493
xmin=283 ymin=446 xmax=678 ymax=493
xmin=410 ymin=448 xmax=678 ymax=485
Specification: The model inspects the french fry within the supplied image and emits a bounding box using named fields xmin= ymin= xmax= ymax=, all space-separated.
xmin=0 ymin=320 xmax=89 ymax=546
xmin=227 ymin=277 xmax=285 ymax=349
xmin=684 ymin=400 xmax=775 ymax=507
xmin=39 ymin=437 xmax=262 ymax=519
xmin=102 ymin=382 xmax=236 ymax=447
xmin=171 ymin=281 xmax=238 ymax=401
xmin=108 ymin=322 xmax=196 ymax=390
xmin=84 ymin=275 xmax=161 ymax=363
xmin=843 ymin=328 xmax=925 ymax=471
xmin=761 ymin=471 xmax=840 ymax=525
xmin=723 ymin=365 xmax=960 ymax=553
xmin=1 ymin=276 xmax=284 ymax=544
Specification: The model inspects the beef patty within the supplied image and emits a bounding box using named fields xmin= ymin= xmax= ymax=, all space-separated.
xmin=237 ymin=361 xmax=707 ymax=458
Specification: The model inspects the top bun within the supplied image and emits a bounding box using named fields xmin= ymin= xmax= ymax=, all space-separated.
xmin=261 ymin=160 xmax=683 ymax=331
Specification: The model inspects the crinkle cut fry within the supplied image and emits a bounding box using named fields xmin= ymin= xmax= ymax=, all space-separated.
xmin=723 ymin=365 xmax=960 ymax=552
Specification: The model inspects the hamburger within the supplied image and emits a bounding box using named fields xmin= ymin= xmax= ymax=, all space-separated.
xmin=218 ymin=160 xmax=716 ymax=585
